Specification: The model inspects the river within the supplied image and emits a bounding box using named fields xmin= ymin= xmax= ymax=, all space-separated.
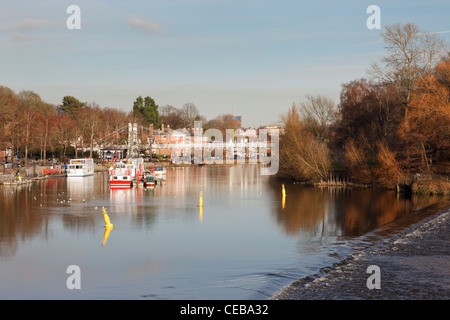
xmin=0 ymin=165 xmax=442 ymax=299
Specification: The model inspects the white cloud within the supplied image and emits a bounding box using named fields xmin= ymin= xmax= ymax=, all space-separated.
xmin=2 ymin=18 xmax=55 ymax=41
xmin=3 ymin=18 xmax=52 ymax=31
xmin=127 ymin=17 xmax=161 ymax=34
xmin=427 ymin=30 xmax=450 ymax=35
xmin=11 ymin=32 xmax=38 ymax=41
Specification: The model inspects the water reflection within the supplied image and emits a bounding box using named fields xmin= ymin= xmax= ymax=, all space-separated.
xmin=0 ymin=165 xmax=445 ymax=299
xmin=1 ymin=167 xmax=441 ymax=255
xmin=66 ymin=176 xmax=95 ymax=201
xmin=268 ymin=181 xmax=440 ymax=238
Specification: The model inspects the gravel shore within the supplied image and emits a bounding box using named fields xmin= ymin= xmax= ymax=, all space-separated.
xmin=271 ymin=200 xmax=450 ymax=300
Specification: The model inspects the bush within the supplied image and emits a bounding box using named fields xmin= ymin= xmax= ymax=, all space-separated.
xmin=412 ymin=175 xmax=450 ymax=196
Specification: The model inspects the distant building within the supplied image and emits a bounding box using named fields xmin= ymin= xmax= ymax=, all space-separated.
xmin=257 ymin=125 xmax=282 ymax=141
xmin=150 ymin=124 xmax=206 ymax=157
xmin=223 ymin=114 xmax=242 ymax=129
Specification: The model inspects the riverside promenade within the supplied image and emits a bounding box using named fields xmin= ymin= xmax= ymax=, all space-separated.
xmin=271 ymin=200 xmax=450 ymax=300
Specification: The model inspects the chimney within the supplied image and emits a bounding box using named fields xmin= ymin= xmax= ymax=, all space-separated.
xmin=149 ymin=124 xmax=153 ymax=136
xmin=167 ymin=124 xmax=170 ymax=130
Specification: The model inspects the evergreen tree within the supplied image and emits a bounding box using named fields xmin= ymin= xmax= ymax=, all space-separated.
xmin=133 ymin=95 xmax=160 ymax=128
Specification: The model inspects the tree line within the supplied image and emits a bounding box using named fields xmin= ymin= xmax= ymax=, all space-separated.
xmin=0 ymin=88 xmax=242 ymax=165
xmin=278 ymin=23 xmax=450 ymax=190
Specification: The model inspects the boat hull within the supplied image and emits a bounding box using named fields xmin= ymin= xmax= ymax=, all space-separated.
xmin=109 ymin=180 xmax=133 ymax=189
xmin=67 ymin=173 xmax=94 ymax=177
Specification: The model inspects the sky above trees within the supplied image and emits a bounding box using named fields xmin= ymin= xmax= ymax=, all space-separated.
xmin=1 ymin=1 xmax=450 ymax=127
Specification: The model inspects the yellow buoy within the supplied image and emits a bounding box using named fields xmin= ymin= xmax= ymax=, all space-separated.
xmin=198 ymin=191 xmax=203 ymax=207
xmin=102 ymin=206 xmax=113 ymax=228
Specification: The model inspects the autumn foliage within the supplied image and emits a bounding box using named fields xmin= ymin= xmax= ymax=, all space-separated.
xmin=279 ymin=24 xmax=449 ymax=189
xmin=399 ymin=61 xmax=450 ymax=169
xmin=0 ymin=90 xmax=131 ymax=161
xmin=278 ymin=105 xmax=332 ymax=182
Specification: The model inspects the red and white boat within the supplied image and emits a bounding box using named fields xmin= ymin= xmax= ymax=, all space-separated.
xmin=108 ymin=158 xmax=144 ymax=189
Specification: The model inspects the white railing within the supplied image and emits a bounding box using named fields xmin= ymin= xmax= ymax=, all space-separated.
xmin=152 ymin=141 xmax=270 ymax=150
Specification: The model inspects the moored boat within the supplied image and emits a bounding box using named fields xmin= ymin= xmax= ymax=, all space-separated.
xmin=108 ymin=158 xmax=144 ymax=189
xmin=109 ymin=173 xmax=134 ymax=189
xmin=67 ymin=159 xmax=94 ymax=177
xmin=153 ymin=165 xmax=166 ymax=180
xmin=143 ymin=174 xmax=155 ymax=189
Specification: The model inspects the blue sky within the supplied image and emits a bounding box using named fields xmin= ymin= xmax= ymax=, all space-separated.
xmin=1 ymin=0 xmax=449 ymax=127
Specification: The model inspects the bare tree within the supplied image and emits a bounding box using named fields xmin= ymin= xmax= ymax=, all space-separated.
xmin=76 ymin=102 xmax=102 ymax=158
xmin=297 ymin=95 xmax=336 ymax=142
xmin=18 ymin=90 xmax=44 ymax=166
xmin=159 ymin=105 xmax=178 ymax=117
xmin=181 ymin=103 xmax=200 ymax=128
xmin=370 ymin=23 xmax=448 ymax=109
xmin=279 ymin=105 xmax=332 ymax=182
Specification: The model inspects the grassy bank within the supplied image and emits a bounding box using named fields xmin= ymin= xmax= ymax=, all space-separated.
xmin=412 ymin=175 xmax=450 ymax=196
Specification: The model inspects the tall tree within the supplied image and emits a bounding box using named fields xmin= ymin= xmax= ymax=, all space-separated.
xmin=132 ymin=96 xmax=160 ymax=128
xmin=100 ymin=107 xmax=129 ymax=145
xmin=180 ymin=103 xmax=200 ymax=128
xmin=34 ymin=103 xmax=56 ymax=161
xmin=370 ymin=23 xmax=447 ymax=128
xmin=51 ymin=114 xmax=77 ymax=161
xmin=398 ymin=60 xmax=450 ymax=171
xmin=75 ymin=103 xmax=102 ymax=158
xmin=18 ymin=90 xmax=44 ymax=165
xmin=278 ymin=105 xmax=332 ymax=182
xmin=60 ymin=96 xmax=86 ymax=118
xmin=159 ymin=105 xmax=186 ymax=129
xmin=333 ymin=78 xmax=402 ymax=159
xmin=0 ymin=86 xmax=19 ymax=151
xmin=297 ymin=94 xmax=336 ymax=142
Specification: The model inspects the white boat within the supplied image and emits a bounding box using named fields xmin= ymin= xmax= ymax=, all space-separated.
xmin=67 ymin=159 xmax=94 ymax=177
xmin=152 ymin=165 xmax=167 ymax=180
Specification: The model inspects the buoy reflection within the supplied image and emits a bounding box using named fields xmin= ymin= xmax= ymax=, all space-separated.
xmin=102 ymin=206 xmax=114 ymax=246
xmin=199 ymin=205 xmax=203 ymax=223
xmin=102 ymin=226 xmax=113 ymax=247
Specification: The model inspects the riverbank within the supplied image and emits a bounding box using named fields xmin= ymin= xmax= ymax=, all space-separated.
xmin=271 ymin=199 xmax=450 ymax=300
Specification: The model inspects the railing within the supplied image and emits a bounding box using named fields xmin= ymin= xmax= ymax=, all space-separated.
xmin=42 ymin=169 xmax=64 ymax=176
xmin=152 ymin=141 xmax=271 ymax=150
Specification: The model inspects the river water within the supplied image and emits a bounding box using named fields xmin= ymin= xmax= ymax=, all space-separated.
xmin=0 ymin=165 xmax=442 ymax=299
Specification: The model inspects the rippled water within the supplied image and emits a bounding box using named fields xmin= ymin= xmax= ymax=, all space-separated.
xmin=0 ymin=165 xmax=440 ymax=299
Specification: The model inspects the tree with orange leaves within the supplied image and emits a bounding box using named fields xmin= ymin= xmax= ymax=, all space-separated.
xmin=399 ymin=60 xmax=450 ymax=171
